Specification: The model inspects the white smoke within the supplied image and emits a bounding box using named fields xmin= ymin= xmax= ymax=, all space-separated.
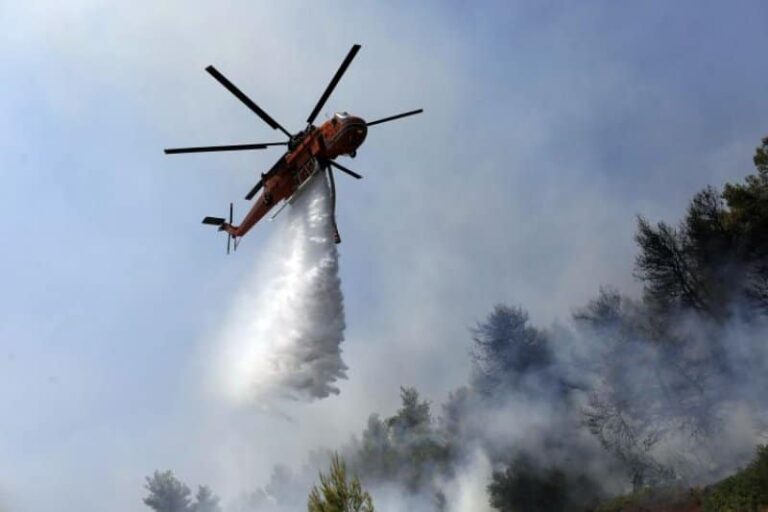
xmin=440 ymin=449 xmax=495 ymax=512
xmin=216 ymin=169 xmax=347 ymax=403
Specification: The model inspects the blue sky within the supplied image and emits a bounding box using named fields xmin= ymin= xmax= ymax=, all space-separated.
xmin=1 ymin=1 xmax=767 ymax=510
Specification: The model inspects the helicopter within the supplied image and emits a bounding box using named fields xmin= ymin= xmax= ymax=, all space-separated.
xmin=164 ymin=44 xmax=422 ymax=252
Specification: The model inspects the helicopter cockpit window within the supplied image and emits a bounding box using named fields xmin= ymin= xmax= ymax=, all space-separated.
xmin=334 ymin=112 xmax=349 ymax=119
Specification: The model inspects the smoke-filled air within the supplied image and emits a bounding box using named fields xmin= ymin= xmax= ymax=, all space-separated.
xmin=211 ymin=141 xmax=768 ymax=512
xmin=216 ymin=171 xmax=347 ymax=403
xmin=7 ymin=3 xmax=768 ymax=512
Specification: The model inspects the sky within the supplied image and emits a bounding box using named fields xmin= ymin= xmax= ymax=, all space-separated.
xmin=1 ymin=1 xmax=767 ymax=511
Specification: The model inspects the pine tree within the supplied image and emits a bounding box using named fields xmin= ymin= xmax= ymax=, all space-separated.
xmin=143 ymin=470 xmax=192 ymax=512
xmin=308 ymin=454 xmax=374 ymax=512
xmin=470 ymin=305 xmax=551 ymax=396
xmin=191 ymin=486 xmax=221 ymax=512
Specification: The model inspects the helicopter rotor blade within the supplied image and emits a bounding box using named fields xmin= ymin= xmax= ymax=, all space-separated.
xmin=366 ymin=109 xmax=423 ymax=127
xmin=227 ymin=202 xmax=233 ymax=255
xmin=164 ymin=142 xmax=287 ymax=154
xmin=244 ymin=180 xmax=263 ymax=200
xmin=327 ymin=159 xmax=363 ymax=180
xmin=205 ymin=65 xmax=292 ymax=138
xmin=306 ymin=44 xmax=361 ymax=126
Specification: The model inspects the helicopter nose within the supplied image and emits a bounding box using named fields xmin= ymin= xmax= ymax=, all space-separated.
xmin=346 ymin=117 xmax=367 ymax=149
xmin=328 ymin=116 xmax=368 ymax=158
xmin=353 ymin=125 xmax=367 ymax=144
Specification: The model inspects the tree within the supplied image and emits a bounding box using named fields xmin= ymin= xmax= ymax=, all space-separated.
xmin=634 ymin=216 xmax=709 ymax=314
xmin=190 ymin=486 xmax=221 ymax=512
xmin=356 ymin=414 xmax=398 ymax=482
xmin=440 ymin=386 xmax=474 ymax=450
xmin=488 ymin=456 xmax=601 ymax=512
xmin=308 ymin=453 xmax=375 ymax=512
xmin=703 ymin=444 xmax=768 ymax=511
xmin=575 ymin=289 xmax=709 ymax=489
xmin=723 ymin=136 xmax=768 ymax=314
xmin=143 ymin=470 xmax=192 ymax=512
xmin=583 ymin=391 xmax=674 ymax=491
xmin=386 ymin=386 xmax=431 ymax=435
xmin=470 ymin=305 xmax=551 ymax=397
xmin=356 ymin=387 xmax=451 ymax=493
xmin=635 ymin=136 xmax=768 ymax=318
xmin=143 ymin=471 xmax=221 ymax=512
xmin=573 ymin=287 xmax=649 ymax=344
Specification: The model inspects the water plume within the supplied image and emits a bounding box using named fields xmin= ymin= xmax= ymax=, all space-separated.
xmin=216 ymin=170 xmax=347 ymax=403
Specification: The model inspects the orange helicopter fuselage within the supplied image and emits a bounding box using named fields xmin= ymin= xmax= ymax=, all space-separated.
xmin=231 ymin=114 xmax=367 ymax=238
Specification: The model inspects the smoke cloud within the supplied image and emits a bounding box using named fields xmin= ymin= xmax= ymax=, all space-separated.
xmin=439 ymin=450 xmax=495 ymax=512
xmin=225 ymin=299 xmax=768 ymax=511
xmin=216 ymin=170 xmax=347 ymax=403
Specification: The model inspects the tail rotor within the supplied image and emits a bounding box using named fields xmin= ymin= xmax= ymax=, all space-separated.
xmin=201 ymin=202 xmax=236 ymax=254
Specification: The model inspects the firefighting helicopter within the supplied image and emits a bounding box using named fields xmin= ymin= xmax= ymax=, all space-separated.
xmin=164 ymin=44 xmax=422 ymax=252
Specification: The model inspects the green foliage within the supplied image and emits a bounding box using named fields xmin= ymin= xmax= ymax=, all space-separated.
xmin=471 ymin=305 xmax=552 ymax=396
xmin=143 ymin=470 xmax=192 ymax=512
xmin=702 ymin=445 xmax=768 ymax=512
xmin=308 ymin=453 xmax=374 ymax=512
xmin=723 ymin=137 xmax=768 ymax=313
xmin=594 ymin=486 xmax=702 ymax=512
xmin=594 ymin=446 xmax=768 ymax=512
xmin=635 ymin=136 xmax=768 ymax=318
xmin=594 ymin=487 xmax=653 ymax=512
xmin=635 ymin=216 xmax=707 ymax=313
xmin=387 ymin=387 xmax=431 ymax=433
xmin=440 ymin=386 xmax=473 ymax=449
xmin=356 ymin=414 xmax=400 ymax=481
xmin=143 ymin=471 xmax=221 ymax=512
xmin=190 ymin=486 xmax=221 ymax=512
xmin=725 ymin=138 xmax=768 ymax=237
xmin=355 ymin=387 xmax=451 ymax=492
xmin=488 ymin=456 xmax=601 ymax=512
xmin=573 ymin=287 xmax=650 ymax=344
xmin=634 ymin=185 xmax=741 ymax=319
